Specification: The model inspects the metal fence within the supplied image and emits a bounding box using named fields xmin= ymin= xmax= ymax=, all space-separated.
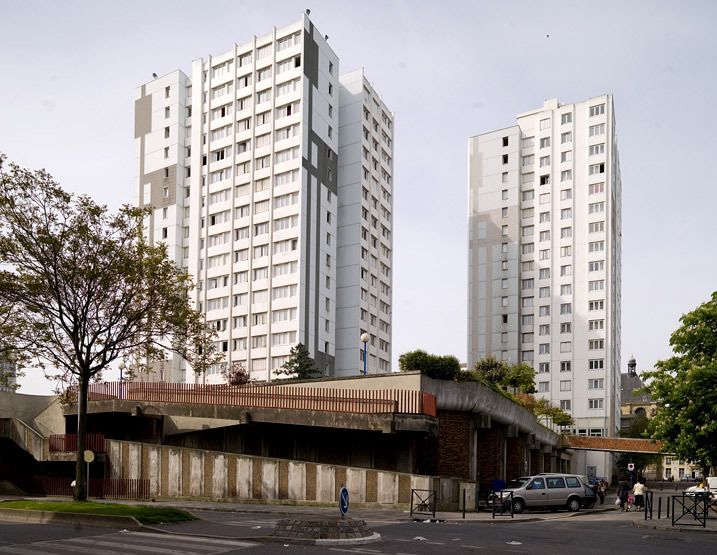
xmin=410 ymin=489 xmax=437 ymax=520
xmin=48 ymin=433 xmax=106 ymax=453
xmin=37 ymin=477 xmax=150 ymax=499
xmin=83 ymin=381 xmax=436 ymax=416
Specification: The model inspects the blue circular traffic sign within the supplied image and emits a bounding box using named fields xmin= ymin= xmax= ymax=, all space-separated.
xmin=339 ymin=486 xmax=349 ymax=515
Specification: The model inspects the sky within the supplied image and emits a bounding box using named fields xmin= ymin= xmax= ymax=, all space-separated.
xmin=1 ymin=0 xmax=716 ymax=394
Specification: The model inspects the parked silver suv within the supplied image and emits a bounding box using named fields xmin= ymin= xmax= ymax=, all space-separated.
xmin=498 ymin=473 xmax=596 ymax=513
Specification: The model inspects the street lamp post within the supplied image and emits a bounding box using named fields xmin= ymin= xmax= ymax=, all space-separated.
xmin=118 ymin=361 xmax=125 ymax=400
xmin=360 ymin=333 xmax=370 ymax=375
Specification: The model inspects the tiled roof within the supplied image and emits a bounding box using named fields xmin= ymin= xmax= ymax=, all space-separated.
xmin=562 ymin=435 xmax=665 ymax=454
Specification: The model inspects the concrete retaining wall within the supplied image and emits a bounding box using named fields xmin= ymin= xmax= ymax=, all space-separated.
xmin=106 ymin=439 xmax=431 ymax=506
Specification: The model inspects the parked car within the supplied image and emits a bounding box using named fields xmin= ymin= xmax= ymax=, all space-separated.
xmin=491 ymin=473 xmax=596 ymax=514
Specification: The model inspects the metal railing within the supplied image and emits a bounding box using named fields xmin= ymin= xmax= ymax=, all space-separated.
xmin=490 ymin=490 xmax=514 ymax=519
xmin=38 ymin=477 xmax=150 ymax=499
xmin=410 ymin=489 xmax=437 ymax=520
xmin=672 ymin=492 xmax=709 ymax=528
xmin=82 ymin=381 xmax=437 ymax=416
xmin=48 ymin=433 xmax=106 ymax=453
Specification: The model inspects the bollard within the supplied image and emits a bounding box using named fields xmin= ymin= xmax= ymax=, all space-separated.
xmin=658 ymin=496 xmax=662 ymax=519
xmin=667 ymin=497 xmax=670 ymax=518
xmin=462 ymin=488 xmax=466 ymax=520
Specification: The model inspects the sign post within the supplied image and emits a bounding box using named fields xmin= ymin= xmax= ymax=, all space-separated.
xmin=339 ymin=485 xmax=349 ymax=519
xmin=84 ymin=450 xmax=95 ymax=497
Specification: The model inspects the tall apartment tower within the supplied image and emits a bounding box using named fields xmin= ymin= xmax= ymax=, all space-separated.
xmin=468 ymin=96 xmax=622 ymax=477
xmin=134 ymin=15 xmax=392 ymax=382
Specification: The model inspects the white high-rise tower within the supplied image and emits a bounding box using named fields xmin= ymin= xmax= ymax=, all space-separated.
xmin=468 ymin=96 xmax=622 ymax=477
xmin=134 ymin=15 xmax=392 ymax=382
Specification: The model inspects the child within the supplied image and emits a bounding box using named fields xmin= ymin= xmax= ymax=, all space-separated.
xmin=627 ymin=493 xmax=634 ymax=512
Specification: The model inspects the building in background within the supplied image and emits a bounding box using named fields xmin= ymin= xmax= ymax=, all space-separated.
xmin=134 ymin=14 xmax=392 ymax=383
xmin=0 ymin=358 xmax=16 ymax=392
xmin=468 ymin=96 xmax=622 ymax=478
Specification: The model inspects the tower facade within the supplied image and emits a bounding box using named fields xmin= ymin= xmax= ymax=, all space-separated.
xmin=468 ymin=96 xmax=622 ymax=476
xmin=134 ymin=15 xmax=392 ymax=382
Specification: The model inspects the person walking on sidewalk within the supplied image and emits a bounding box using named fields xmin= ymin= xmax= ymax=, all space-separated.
xmin=633 ymin=479 xmax=647 ymax=511
xmin=617 ymin=477 xmax=630 ymax=511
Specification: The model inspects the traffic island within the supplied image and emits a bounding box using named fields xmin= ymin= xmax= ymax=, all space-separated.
xmin=271 ymin=517 xmax=381 ymax=545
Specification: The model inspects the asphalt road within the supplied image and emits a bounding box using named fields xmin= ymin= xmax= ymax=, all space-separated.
xmin=0 ymin=510 xmax=714 ymax=554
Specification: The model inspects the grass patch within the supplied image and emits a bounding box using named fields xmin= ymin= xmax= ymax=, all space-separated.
xmin=0 ymin=500 xmax=196 ymax=525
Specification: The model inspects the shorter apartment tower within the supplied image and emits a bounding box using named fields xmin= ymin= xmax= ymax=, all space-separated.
xmin=336 ymin=69 xmax=394 ymax=376
xmin=468 ymin=96 xmax=622 ymax=478
xmin=134 ymin=14 xmax=392 ymax=382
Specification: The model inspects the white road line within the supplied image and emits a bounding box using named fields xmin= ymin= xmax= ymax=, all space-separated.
xmin=123 ymin=532 xmax=255 ymax=547
xmin=63 ymin=536 xmax=215 ymax=555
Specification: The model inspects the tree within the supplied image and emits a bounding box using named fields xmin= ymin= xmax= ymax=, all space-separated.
xmin=515 ymin=394 xmax=574 ymax=427
xmin=398 ymin=349 xmax=461 ymax=381
xmin=222 ymin=361 xmax=250 ymax=386
xmin=643 ymin=291 xmax=717 ymax=477
xmin=469 ymin=357 xmax=536 ymax=394
xmin=0 ymin=155 xmax=219 ymax=500
xmin=276 ymin=343 xmax=318 ymax=380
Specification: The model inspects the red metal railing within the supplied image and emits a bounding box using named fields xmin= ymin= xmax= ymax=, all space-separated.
xmin=84 ymin=381 xmax=437 ymax=416
xmin=37 ymin=477 xmax=150 ymax=499
xmin=48 ymin=433 xmax=106 ymax=453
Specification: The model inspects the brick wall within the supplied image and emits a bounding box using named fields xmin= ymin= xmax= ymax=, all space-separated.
xmin=505 ymin=437 xmax=523 ymax=479
xmin=436 ymin=411 xmax=472 ymax=479
xmin=477 ymin=427 xmax=502 ymax=493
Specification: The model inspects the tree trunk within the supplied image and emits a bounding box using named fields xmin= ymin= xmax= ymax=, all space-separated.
xmin=73 ymin=375 xmax=89 ymax=501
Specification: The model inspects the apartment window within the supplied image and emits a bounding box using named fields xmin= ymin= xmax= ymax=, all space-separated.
xmin=522 ymin=260 xmax=534 ymax=271
xmin=501 ymin=224 xmax=509 ymax=236
xmin=501 ymin=278 xmax=509 ymax=289
xmin=560 ymin=380 xmax=572 ymax=391
xmin=522 ymin=278 xmax=534 ymax=290
xmin=560 ymin=341 xmax=572 ymax=353
xmin=560 ymin=150 xmax=572 ymax=163
xmin=539 ymin=211 xmax=550 ymax=223
xmin=589 ymin=319 xmax=605 ymax=331
xmin=502 ymin=172 xmax=509 ymax=183
xmin=523 ymin=190 xmax=534 ymax=201
xmin=522 ymin=154 xmax=534 ymax=167
xmin=522 ymin=225 xmax=534 ymax=237
xmin=560 ymin=208 xmax=572 ymax=220
xmin=560 ymin=361 xmax=571 ymax=372
xmin=539 ymin=305 xmax=550 ymax=316
xmin=539 ymin=286 xmax=550 ymax=298
xmin=589 ymin=182 xmax=605 ymax=195
xmin=503 ymin=154 xmax=509 ymax=164
xmin=522 ymin=243 xmax=534 ymax=254
xmin=589 ymin=339 xmax=605 ymax=350
xmin=539 ymin=156 xmax=550 ymax=167
xmin=539 ymin=249 xmax=550 ymax=260
xmin=539 ymin=118 xmax=551 ymax=130
xmin=521 ymin=207 xmax=533 ymax=218
xmin=589 ymin=300 xmax=605 ymax=311
xmin=539 ymin=193 xmax=550 ymax=205
xmin=560 ymin=264 xmax=572 ymax=276
xmin=560 ymin=246 xmax=572 ymax=257
xmin=589 ymin=201 xmax=605 ymax=214
xmin=588 ymin=280 xmax=605 ymax=292
xmin=538 ymin=324 xmax=549 ymax=337
xmin=502 ymin=314 xmax=509 ymax=324
xmin=561 ymin=113 xmax=572 ymax=125
xmin=560 ymin=284 xmax=572 ymax=296
xmin=502 ymin=242 xmax=509 ymax=253
xmin=164 ymin=85 xmax=170 ymax=98
xmin=560 ymin=189 xmax=572 ymax=201
xmin=164 ymin=106 xmax=170 ymax=118
xmin=589 ymin=103 xmax=606 ymax=117
xmin=560 ymin=400 xmax=571 ymax=411
xmin=164 ymin=126 xmax=170 ymax=138
xmin=522 ymin=314 xmax=534 ymax=325
xmin=589 ymin=359 xmax=604 ymax=370
xmin=589 ymin=143 xmax=605 ymax=156
xmin=502 ymin=189 xmax=509 ymax=201
xmin=589 ymin=123 xmax=606 ymax=136
xmin=539 ymin=174 xmax=550 ymax=186
xmin=589 ymin=222 xmax=605 ymax=234
xmin=538 ymin=362 xmax=550 ymax=373
xmin=502 ymin=136 xmax=509 ymax=147
xmin=522 ymin=136 xmax=535 ymax=148
xmin=588 ymin=240 xmax=605 ymax=252
xmin=561 ymin=131 xmax=572 ymax=144
xmin=560 ymin=227 xmax=572 ymax=239
xmin=522 ymin=296 xmax=533 ymax=308
xmin=539 ymin=230 xmax=550 ymax=242
xmin=539 ymin=137 xmax=551 ymax=149
xmin=539 ymin=343 xmax=550 ymax=354
xmin=589 ymin=398 xmax=604 ymax=409
xmin=163 ymin=167 xmax=169 ymax=178
xmin=538 ymin=381 xmax=550 ymax=393
xmin=560 ymin=169 xmax=572 ymax=182
xmin=589 ymin=163 xmax=605 ymax=175
xmin=560 ymin=303 xmax=572 ymax=315
xmin=522 ymin=332 xmax=534 ymax=344
xmin=539 ymin=268 xmax=550 ymax=279
xmin=501 ymin=296 xmax=509 ymax=307
xmin=522 ymin=172 xmax=534 ymax=185
xmin=560 ymin=322 xmax=571 ymax=333
xmin=163 ymin=186 xmax=169 ymax=198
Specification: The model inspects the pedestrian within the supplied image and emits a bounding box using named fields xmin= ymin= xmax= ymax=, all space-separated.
xmin=617 ymin=477 xmax=630 ymax=511
xmin=633 ymin=479 xmax=646 ymax=512
xmin=598 ymin=480 xmax=606 ymax=504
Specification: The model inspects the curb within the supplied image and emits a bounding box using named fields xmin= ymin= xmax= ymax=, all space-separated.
xmin=0 ymin=508 xmax=142 ymax=530
xmin=632 ymin=520 xmax=717 ymax=535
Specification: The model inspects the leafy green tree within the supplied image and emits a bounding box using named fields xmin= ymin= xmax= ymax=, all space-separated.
xmin=502 ymin=362 xmax=537 ymax=394
xmin=515 ymin=394 xmax=574 ymax=426
xmin=276 ymin=343 xmax=319 ymax=380
xmin=643 ymin=291 xmax=717 ymax=477
xmin=471 ymin=356 xmax=507 ymax=385
xmin=221 ymin=361 xmax=250 ymax=385
xmin=398 ymin=349 xmax=461 ymax=380
xmin=470 ymin=358 xmax=536 ymax=394
xmin=0 ymin=155 xmax=219 ymax=501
